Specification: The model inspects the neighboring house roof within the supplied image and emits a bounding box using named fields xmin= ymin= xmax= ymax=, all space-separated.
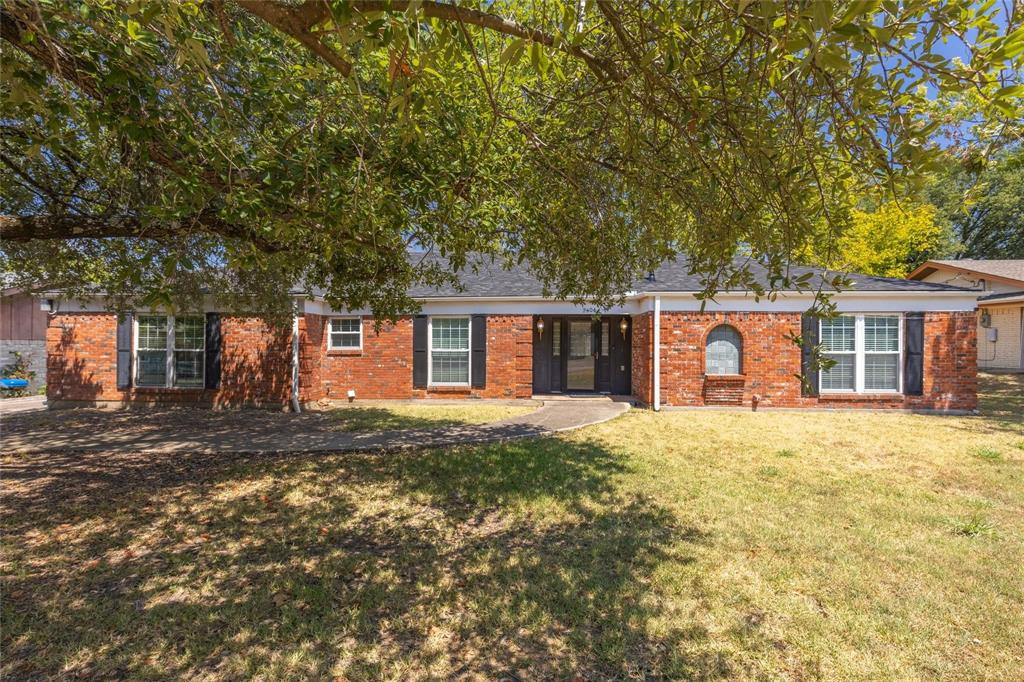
xmin=909 ymin=259 xmax=1024 ymax=286
xmin=979 ymin=290 xmax=1024 ymax=304
xmin=299 ymin=252 xmax=974 ymax=299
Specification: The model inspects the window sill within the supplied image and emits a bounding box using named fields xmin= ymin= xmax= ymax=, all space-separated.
xmin=131 ymin=386 xmax=207 ymax=393
xmin=703 ymin=374 xmax=746 ymax=380
xmin=426 ymin=385 xmax=472 ymax=393
xmin=326 ymin=349 xmax=363 ymax=356
xmin=819 ymin=392 xmax=903 ymax=402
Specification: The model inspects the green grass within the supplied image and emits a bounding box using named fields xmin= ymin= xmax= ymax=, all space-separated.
xmin=973 ymin=446 xmax=1004 ymax=462
xmin=324 ymin=403 xmax=538 ymax=432
xmin=2 ymin=373 xmax=1022 ymax=679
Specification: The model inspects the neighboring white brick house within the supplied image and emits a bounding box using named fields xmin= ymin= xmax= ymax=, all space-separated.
xmin=911 ymin=260 xmax=1024 ymax=372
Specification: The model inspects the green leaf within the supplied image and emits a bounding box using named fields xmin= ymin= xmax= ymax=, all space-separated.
xmin=126 ymin=20 xmax=141 ymax=40
xmin=993 ymin=84 xmax=1024 ymax=99
xmin=812 ymin=1 xmax=831 ymax=31
xmin=500 ymin=38 xmax=526 ymax=66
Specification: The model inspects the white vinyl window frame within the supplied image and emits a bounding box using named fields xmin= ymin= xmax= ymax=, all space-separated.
xmin=427 ymin=315 xmax=472 ymax=387
xmin=133 ymin=314 xmax=205 ymax=389
xmin=819 ymin=314 xmax=903 ymax=394
xmin=327 ymin=316 xmax=363 ymax=350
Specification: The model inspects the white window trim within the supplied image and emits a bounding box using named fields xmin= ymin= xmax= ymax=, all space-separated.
xmin=820 ymin=313 xmax=903 ymax=394
xmin=427 ymin=315 xmax=471 ymax=387
xmin=133 ymin=314 xmax=205 ymax=389
xmin=327 ymin=316 xmax=363 ymax=350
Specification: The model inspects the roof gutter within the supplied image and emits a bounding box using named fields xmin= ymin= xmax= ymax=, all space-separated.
xmin=979 ymin=294 xmax=1024 ymax=306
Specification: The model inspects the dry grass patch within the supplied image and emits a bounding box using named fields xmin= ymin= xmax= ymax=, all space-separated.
xmin=2 ymin=374 xmax=1021 ymax=679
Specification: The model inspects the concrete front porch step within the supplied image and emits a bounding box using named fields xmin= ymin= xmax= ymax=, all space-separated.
xmin=533 ymin=394 xmax=637 ymax=404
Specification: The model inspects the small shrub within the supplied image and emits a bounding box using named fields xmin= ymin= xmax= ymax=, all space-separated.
xmin=757 ymin=465 xmax=780 ymax=477
xmin=775 ymin=449 xmax=797 ymax=458
xmin=949 ymin=513 xmax=996 ymax=538
xmin=973 ymin=447 xmax=1003 ymax=462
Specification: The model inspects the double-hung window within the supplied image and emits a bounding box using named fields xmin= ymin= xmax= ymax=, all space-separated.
xmin=820 ymin=315 xmax=901 ymax=393
xmin=328 ymin=317 xmax=362 ymax=350
xmin=429 ymin=317 xmax=470 ymax=385
xmin=135 ymin=315 xmax=205 ymax=388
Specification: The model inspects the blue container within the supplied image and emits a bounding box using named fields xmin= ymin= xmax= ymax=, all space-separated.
xmin=0 ymin=378 xmax=30 ymax=390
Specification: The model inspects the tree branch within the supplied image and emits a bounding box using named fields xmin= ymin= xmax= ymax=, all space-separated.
xmin=0 ymin=4 xmax=101 ymax=99
xmin=0 ymin=211 xmax=284 ymax=252
xmin=243 ymin=0 xmax=623 ymax=82
xmin=235 ymin=0 xmax=352 ymax=76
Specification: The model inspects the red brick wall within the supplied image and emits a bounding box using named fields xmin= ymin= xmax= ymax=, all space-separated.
xmin=298 ymin=314 xmax=324 ymax=402
xmin=216 ymin=316 xmax=292 ymax=407
xmin=47 ymin=313 xmax=293 ymax=407
xmin=656 ymin=311 xmax=977 ymax=410
xmin=47 ymin=312 xmax=534 ymax=406
xmin=46 ymin=312 xmax=116 ymax=403
xmin=630 ymin=312 xmax=653 ymax=405
xmin=409 ymin=314 xmax=533 ymax=399
xmin=46 ymin=309 xmax=975 ymax=411
xmin=319 ymin=317 xmax=414 ymax=400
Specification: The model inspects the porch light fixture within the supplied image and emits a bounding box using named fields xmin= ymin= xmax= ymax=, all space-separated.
xmin=536 ymin=317 xmax=545 ymax=337
xmin=619 ymin=317 xmax=629 ymax=338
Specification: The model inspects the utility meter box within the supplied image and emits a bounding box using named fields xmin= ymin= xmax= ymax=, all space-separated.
xmin=986 ymin=327 xmax=998 ymax=343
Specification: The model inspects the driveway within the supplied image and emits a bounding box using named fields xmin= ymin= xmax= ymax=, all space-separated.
xmin=2 ymin=400 xmax=630 ymax=454
xmin=0 ymin=395 xmax=46 ymax=415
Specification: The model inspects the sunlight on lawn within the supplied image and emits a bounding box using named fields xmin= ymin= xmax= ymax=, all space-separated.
xmin=2 ymin=375 xmax=1021 ymax=679
xmin=323 ymin=403 xmax=538 ymax=432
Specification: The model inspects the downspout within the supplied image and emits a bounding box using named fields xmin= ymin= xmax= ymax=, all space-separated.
xmin=291 ymin=301 xmax=301 ymax=413
xmin=653 ymin=295 xmax=661 ymax=411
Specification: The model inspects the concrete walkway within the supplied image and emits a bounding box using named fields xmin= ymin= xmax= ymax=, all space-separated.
xmin=0 ymin=395 xmax=47 ymax=415
xmin=2 ymin=400 xmax=630 ymax=454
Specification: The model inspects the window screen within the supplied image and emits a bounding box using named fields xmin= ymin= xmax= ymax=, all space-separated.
xmin=819 ymin=315 xmax=901 ymax=392
xmin=329 ymin=318 xmax=362 ymax=349
xmin=820 ymin=317 xmax=856 ymax=391
xmin=431 ymin=318 xmax=470 ymax=384
xmin=864 ymin=316 xmax=899 ymax=390
xmin=136 ymin=316 xmax=168 ymax=387
xmin=173 ymin=316 xmax=205 ymax=388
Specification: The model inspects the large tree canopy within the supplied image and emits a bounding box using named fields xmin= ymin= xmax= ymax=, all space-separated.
xmin=2 ymin=0 xmax=1022 ymax=316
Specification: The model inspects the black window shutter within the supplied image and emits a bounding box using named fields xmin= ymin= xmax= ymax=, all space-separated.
xmin=116 ymin=312 xmax=133 ymax=389
xmin=205 ymin=313 xmax=222 ymax=389
xmin=904 ymin=312 xmax=924 ymax=395
xmin=471 ymin=314 xmax=486 ymax=388
xmin=800 ymin=313 xmax=819 ymax=397
xmin=413 ymin=315 xmax=428 ymax=388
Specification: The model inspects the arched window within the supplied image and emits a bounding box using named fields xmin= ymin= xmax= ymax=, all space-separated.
xmin=706 ymin=325 xmax=742 ymax=375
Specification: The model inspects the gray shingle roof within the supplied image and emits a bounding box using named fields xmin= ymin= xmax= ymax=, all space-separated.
xmin=397 ymin=252 xmax=974 ymax=298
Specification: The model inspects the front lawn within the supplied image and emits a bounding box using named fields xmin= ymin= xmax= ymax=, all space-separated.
xmin=2 ymin=374 xmax=1021 ymax=679
xmin=324 ymin=403 xmax=537 ymax=432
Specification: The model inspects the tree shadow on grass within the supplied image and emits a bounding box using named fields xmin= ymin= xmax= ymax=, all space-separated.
xmin=2 ymin=437 xmax=729 ymax=680
xmin=949 ymin=372 xmax=1024 ymax=439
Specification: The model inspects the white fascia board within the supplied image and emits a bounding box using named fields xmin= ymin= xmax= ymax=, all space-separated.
xmin=48 ymin=294 xmax=228 ymax=314
xmin=652 ymin=291 xmax=979 ymax=313
xmin=313 ymin=296 xmax=647 ymax=317
xmin=58 ymin=290 xmax=980 ymax=315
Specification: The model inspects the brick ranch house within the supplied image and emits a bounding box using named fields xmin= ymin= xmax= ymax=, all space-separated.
xmin=43 ymin=256 xmax=980 ymax=412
